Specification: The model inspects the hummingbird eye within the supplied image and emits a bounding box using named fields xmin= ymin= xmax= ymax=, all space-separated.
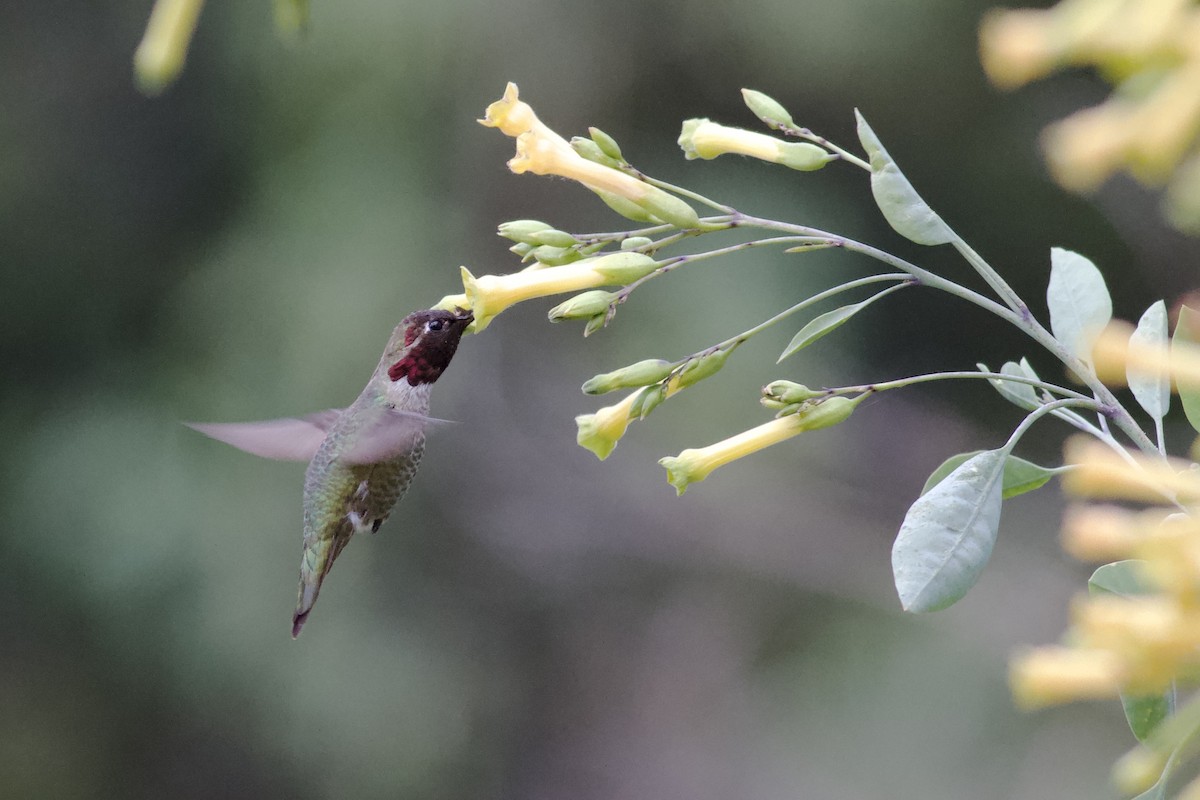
xmin=426 ymin=319 xmax=446 ymax=333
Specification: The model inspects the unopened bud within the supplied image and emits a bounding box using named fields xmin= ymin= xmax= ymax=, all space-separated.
xmin=583 ymin=359 xmax=675 ymax=395
xmin=548 ymin=290 xmax=616 ymax=322
xmin=630 ymin=383 xmax=668 ymax=419
xmin=588 ymin=252 xmax=659 ymax=283
xmin=674 ymin=349 xmax=732 ymax=389
xmin=571 ymin=137 xmax=623 ymax=169
xmin=583 ymin=314 xmax=608 ymax=337
xmin=498 ymin=219 xmax=555 ymax=243
xmin=621 ymin=236 xmax=654 ymax=251
xmin=592 ymin=189 xmax=659 ymax=223
xmin=528 ymin=229 xmax=578 ymax=248
xmin=637 ymin=186 xmax=701 ymax=229
xmin=529 ymin=245 xmax=582 ymax=266
xmin=741 ymin=89 xmax=795 ymax=129
xmin=762 ymin=380 xmax=823 ymax=404
xmin=589 ymin=127 xmax=626 ymax=163
xmin=793 ymin=395 xmax=858 ymax=431
xmin=680 ymin=118 xmax=833 ymax=172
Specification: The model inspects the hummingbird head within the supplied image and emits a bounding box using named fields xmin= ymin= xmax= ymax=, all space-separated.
xmin=385 ymin=307 xmax=473 ymax=386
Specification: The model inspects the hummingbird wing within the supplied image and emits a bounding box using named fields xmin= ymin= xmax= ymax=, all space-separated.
xmin=339 ymin=407 xmax=454 ymax=466
xmin=185 ymin=409 xmax=343 ymax=462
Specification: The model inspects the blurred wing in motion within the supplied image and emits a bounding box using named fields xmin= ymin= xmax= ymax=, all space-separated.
xmin=185 ymin=409 xmax=343 ymax=462
xmin=339 ymin=407 xmax=454 ymax=466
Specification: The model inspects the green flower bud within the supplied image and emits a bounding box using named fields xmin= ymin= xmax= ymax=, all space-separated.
xmin=673 ymin=349 xmax=732 ymax=389
xmin=793 ymin=395 xmax=858 ymax=431
xmin=591 ymin=188 xmax=660 ymax=223
xmin=583 ymin=359 xmax=676 ymax=395
xmin=498 ymin=219 xmax=555 ymax=243
xmin=548 ymin=290 xmax=616 ymax=323
xmin=583 ymin=314 xmax=609 ymax=337
xmin=635 ymin=186 xmax=701 ymax=230
xmin=571 ymin=137 xmax=624 ymax=169
xmin=741 ymin=89 xmax=795 ymax=130
xmin=777 ymin=141 xmax=834 ymax=171
xmin=528 ymin=229 xmax=578 ymax=248
xmin=762 ymin=380 xmax=823 ymax=405
xmin=509 ymin=242 xmax=535 ymax=259
xmin=529 ymin=245 xmax=582 ymax=266
xmin=588 ymin=252 xmax=659 ymax=283
xmin=588 ymin=127 xmax=626 ymax=163
xmin=630 ymin=383 xmax=668 ymax=419
xmin=621 ymin=236 xmax=655 ymax=251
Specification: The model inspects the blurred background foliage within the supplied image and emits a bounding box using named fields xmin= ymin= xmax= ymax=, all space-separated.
xmin=4 ymin=0 xmax=1198 ymax=798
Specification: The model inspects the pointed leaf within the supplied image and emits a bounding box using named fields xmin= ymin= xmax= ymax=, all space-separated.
xmin=1089 ymin=561 xmax=1175 ymax=742
xmin=1047 ymin=248 xmax=1112 ymax=365
xmin=980 ymin=361 xmax=1040 ymax=410
xmin=892 ymin=449 xmax=1005 ymax=612
xmin=778 ymin=287 xmax=895 ymax=362
xmin=855 ymin=110 xmax=954 ymax=246
xmin=921 ymin=451 xmax=1056 ymax=500
xmin=1127 ymin=300 xmax=1171 ymax=423
xmin=1173 ymin=305 xmax=1200 ymax=435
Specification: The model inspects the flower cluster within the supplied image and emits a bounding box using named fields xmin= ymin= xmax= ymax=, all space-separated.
xmin=979 ymin=0 xmax=1200 ymax=232
xmin=1009 ymin=322 xmax=1200 ymax=797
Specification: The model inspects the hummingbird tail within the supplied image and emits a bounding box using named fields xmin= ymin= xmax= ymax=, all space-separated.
xmin=291 ymin=609 xmax=310 ymax=638
xmin=292 ymin=580 xmax=321 ymax=639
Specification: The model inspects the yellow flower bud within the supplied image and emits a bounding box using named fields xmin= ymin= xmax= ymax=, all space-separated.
xmin=679 ymin=119 xmax=833 ymax=171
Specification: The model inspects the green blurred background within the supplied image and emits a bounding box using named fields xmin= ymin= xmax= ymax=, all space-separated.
xmin=4 ymin=1 xmax=1196 ymax=798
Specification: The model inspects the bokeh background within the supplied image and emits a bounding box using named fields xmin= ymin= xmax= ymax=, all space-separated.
xmin=5 ymin=1 xmax=1199 ymax=798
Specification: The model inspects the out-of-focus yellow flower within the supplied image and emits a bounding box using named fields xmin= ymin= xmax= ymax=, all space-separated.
xmin=659 ymin=396 xmax=858 ymax=494
xmin=1010 ymin=646 xmax=1127 ymax=708
xmin=134 ymin=0 xmax=205 ymax=95
xmin=576 ymin=391 xmax=640 ymax=460
xmin=678 ymin=119 xmax=834 ymax=171
xmin=980 ymin=0 xmax=1200 ymax=230
xmin=1011 ymin=313 xmax=1200 ymax=795
xmin=481 ymin=83 xmax=700 ymax=229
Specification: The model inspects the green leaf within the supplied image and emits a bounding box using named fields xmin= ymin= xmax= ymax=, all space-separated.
xmin=921 ymin=451 xmax=1056 ymax=500
xmin=1046 ymin=248 xmax=1112 ymax=365
xmin=892 ymin=449 xmax=1004 ymax=612
xmin=1089 ymin=561 xmax=1176 ymax=742
xmin=778 ymin=287 xmax=896 ymax=362
xmin=855 ymin=110 xmax=954 ymax=246
xmin=980 ymin=361 xmax=1039 ymax=411
xmin=1128 ymin=300 xmax=1171 ymax=424
xmin=1088 ymin=560 xmax=1153 ymax=597
xmin=1173 ymin=305 xmax=1200 ymax=435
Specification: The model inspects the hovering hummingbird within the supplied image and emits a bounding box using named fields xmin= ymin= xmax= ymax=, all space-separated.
xmin=189 ymin=307 xmax=473 ymax=637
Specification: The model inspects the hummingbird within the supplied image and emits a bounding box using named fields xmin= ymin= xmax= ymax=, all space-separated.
xmin=188 ymin=307 xmax=473 ymax=637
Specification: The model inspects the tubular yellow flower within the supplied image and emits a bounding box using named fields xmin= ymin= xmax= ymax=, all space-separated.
xmin=1042 ymin=100 xmax=1136 ymax=192
xmin=1063 ymin=437 xmax=1200 ymax=504
xmin=679 ymin=119 xmax=833 ymax=171
xmin=1009 ymin=646 xmax=1126 ymax=709
xmin=134 ymin=0 xmax=205 ymax=95
xmin=979 ymin=7 xmax=1063 ymax=89
xmin=575 ymin=390 xmax=640 ymax=460
xmin=1061 ymin=504 xmax=1148 ymax=560
xmin=659 ymin=397 xmax=858 ymax=495
xmin=1092 ymin=321 xmax=1200 ymax=389
xmin=481 ymin=83 xmax=700 ymax=229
